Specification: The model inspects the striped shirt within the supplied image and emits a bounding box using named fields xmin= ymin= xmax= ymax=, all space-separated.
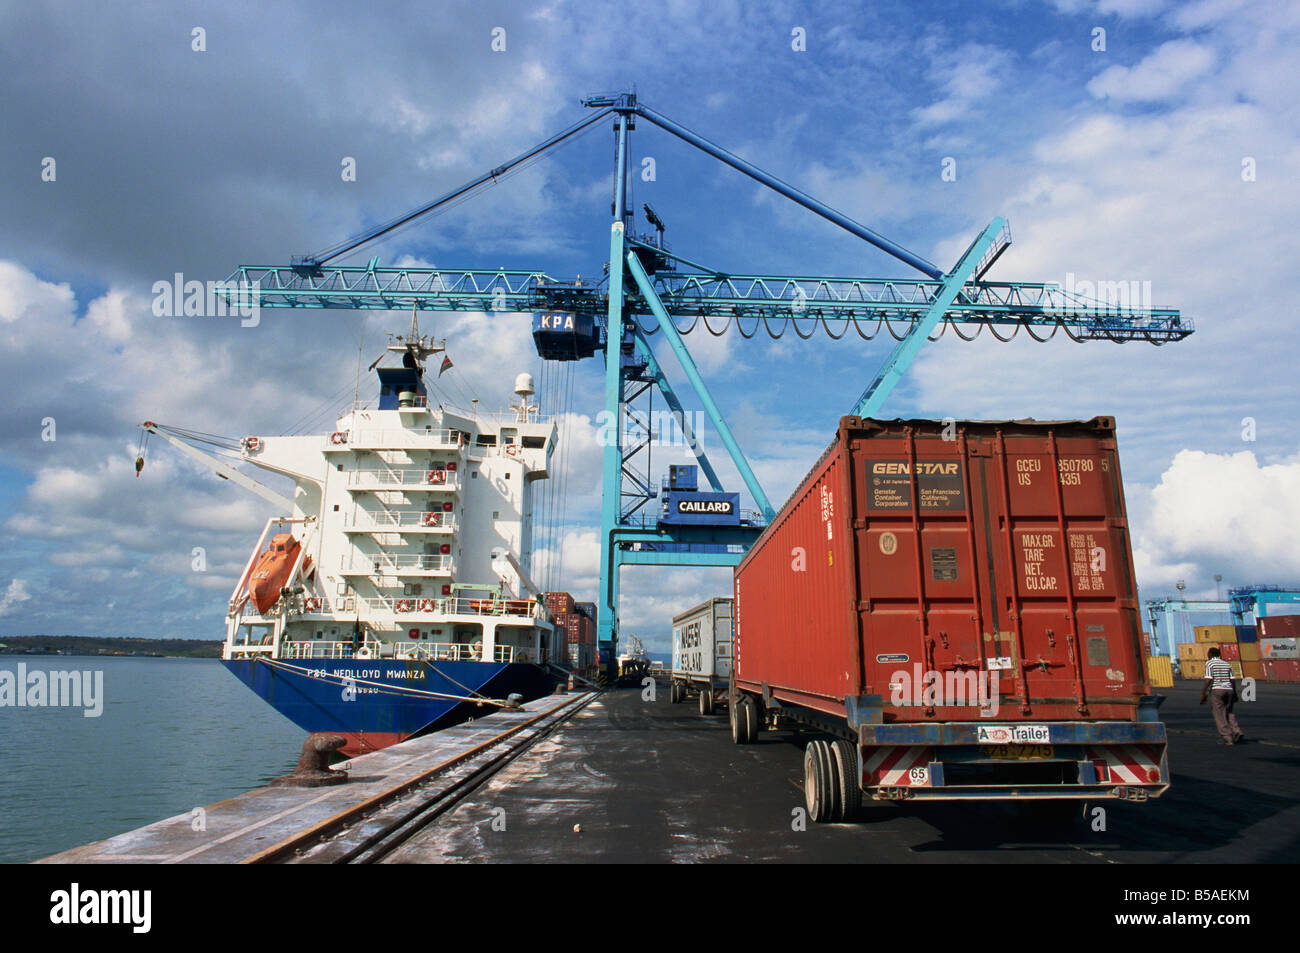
xmin=1205 ymin=658 xmax=1235 ymax=691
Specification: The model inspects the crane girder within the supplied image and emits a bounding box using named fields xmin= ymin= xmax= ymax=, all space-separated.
xmin=226 ymin=264 xmax=1190 ymax=343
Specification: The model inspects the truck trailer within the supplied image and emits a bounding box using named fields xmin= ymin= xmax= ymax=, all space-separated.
xmin=730 ymin=416 xmax=1168 ymax=822
xmin=669 ymin=597 xmax=734 ymax=715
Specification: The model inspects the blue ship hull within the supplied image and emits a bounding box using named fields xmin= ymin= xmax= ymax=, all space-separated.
xmin=223 ymin=657 xmax=558 ymax=755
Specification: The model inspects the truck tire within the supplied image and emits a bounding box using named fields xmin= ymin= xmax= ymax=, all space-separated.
xmin=699 ymin=686 xmax=715 ymax=716
xmin=830 ymin=739 xmax=862 ymax=820
xmin=740 ymin=695 xmax=760 ymax=744
xmin=670 ymin=680 xmax=683 ymax=704
xmin=803 ymin=740 xmax=836 ymax=823
xmin=729 ymin=695 xmax=745 ymax=743
xmin=730 ymin=694 xmax=759 ymax=744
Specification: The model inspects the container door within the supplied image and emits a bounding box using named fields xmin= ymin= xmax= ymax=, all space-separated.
xmin=852 ymin=429 xmax=992 ymax=715
xmin=983 ymin=428 xmax=1144 ymax=716
xmin=715 ymin=603 xmax=734 ymax=680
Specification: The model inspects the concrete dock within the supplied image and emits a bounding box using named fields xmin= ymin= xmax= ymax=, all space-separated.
xmin=38 ymin=681 xmax=1300 ymax=864
xmin=38 ymin=691 xmax=592 ymax=864
xmin=385 ymin=681 xmax=1300 ymax=864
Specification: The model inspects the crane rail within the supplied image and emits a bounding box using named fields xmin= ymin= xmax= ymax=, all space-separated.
xmin=239 ymin=689 xmax=598 ymax=864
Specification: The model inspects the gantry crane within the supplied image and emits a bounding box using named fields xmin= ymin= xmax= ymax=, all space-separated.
xmin=1147 ymin=585 xmax=1300 ymax=658
xmin=221 ymin=91 xmax=1192 ymax=660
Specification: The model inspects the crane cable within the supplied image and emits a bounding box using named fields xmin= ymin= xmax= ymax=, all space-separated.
xmin=625 ymin=310 xmax=1163 ymax=344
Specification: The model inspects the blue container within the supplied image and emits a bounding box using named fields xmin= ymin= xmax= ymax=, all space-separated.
xmin=1237 ymin=625 xmax=1258 ymax=643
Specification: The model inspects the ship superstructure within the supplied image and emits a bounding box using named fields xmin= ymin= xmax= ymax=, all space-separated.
xmin=144 ymin=318 xmax=563 ymax=754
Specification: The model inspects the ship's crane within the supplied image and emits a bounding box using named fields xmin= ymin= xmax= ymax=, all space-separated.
xmin=140 ymin=421 xmax=299 ymax=513
xmin=219 ymin=90 xmax=1193 ymax=661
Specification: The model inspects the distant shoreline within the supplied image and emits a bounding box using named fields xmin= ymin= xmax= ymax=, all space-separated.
xmin=0 ymin=635 xmax=222 ymax=659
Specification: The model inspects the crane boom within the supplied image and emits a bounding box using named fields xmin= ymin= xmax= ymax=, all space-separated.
xmin=141 ymin=422 xmax=297 ymax=513
xmin=493 ymin=548 xmax=544 ymax=603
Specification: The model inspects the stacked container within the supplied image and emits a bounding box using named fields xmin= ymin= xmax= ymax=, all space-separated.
xmin=1259 ymin=615 xmax=1300 ymax=681
xmin=544 ymin=591 xmax=598 ymax=671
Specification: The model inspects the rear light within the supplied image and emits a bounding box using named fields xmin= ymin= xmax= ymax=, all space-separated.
xmin=1092 ymin=760 xmax=1110 ymax=783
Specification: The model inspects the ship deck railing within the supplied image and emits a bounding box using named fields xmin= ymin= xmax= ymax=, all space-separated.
xmin=342 ymin=554 xmax=455 ymax=575
xmin=346 ymin=468 xmax=462 ymax=491
xmin=327 ymin=428 xmax=468 ymax=451
xmin=357 ymin=596 xmax=543 ymax=619
xmin=344 ymin=511 xmax=457 ymax=532
xmin=276 ymin=640 xmax=532 ymax=664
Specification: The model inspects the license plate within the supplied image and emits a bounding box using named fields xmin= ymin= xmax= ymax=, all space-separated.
xmin=976 ymin=724 xmax=1051 ymax=745
xmin=980 ymin=744 xmax=1055 ymax=760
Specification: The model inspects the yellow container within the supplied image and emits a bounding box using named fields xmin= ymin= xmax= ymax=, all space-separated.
xmin=1178 ymin=642 xmax=1210 ymax=660
xmin=1239 ymin=642 xmax=1259 ymax=662
xmin=1196 ymin=625 xmax=1237 ymax=643
xmin=1146 ymin=655 xmax=1174 ymax=687
xmin=1182 ymin=659 xmax=1205 ymax=679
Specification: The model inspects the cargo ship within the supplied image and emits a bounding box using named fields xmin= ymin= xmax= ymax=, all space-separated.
xmin=142 ymin=318 xmax=568 ymax=755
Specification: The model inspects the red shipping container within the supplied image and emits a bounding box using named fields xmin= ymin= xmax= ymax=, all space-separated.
xmin=1218 ymin=643 xmax=1240 ymax=660
xmin=1258 ymin=615 xmax=1300 ymax=639
xmin=545 ymin=591 xmax=576 ymax=616
xmin=734 ymin=416 xmax=1149 ymax=724
xmin=563 ymin=613 xmax=583 ymax=645
xmin=1264 ymin=659 xmax=1300 ymax=682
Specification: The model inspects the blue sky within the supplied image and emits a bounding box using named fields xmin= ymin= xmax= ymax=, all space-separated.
xmin=1 ymin=0 xmax=1298 ymax=652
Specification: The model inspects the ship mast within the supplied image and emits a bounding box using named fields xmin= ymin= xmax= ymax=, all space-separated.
xmin=388 ymin=306 xmax=444 ymax=373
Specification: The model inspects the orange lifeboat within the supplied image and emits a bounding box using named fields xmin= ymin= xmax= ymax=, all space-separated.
xmin=248 ymin=533 xmax=313 ymax=615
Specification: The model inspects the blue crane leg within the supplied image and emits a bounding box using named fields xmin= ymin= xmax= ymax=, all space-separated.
xmin=631 ymin=325 xmax=726 ymax=493
xmin=851 ymin=217 xmax=1007 ymax=418
xmin=625 ymin=252 xmax=775 ymax=521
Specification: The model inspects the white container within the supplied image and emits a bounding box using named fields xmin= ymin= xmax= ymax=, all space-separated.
xmin=671 ymin=597 xmax=733 ymax=682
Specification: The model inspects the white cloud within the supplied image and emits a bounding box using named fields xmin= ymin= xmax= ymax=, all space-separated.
xmin=1087 ymin=40 xmax=1215 ymax=103
xmin=0 ymin=579 xmax=31 ymax=615
xmin=1132 ymin=448 xmax=1300 ymax=592
xmin=913 ymin=44 xmax=1014 ymax=126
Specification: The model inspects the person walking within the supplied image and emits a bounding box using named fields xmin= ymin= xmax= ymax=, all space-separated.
xmin=1199 ymin=647 xmax=1244 ymax=745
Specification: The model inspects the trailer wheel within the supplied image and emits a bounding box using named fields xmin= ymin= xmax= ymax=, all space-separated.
xmin=740 ymin=695 xmax=760 ymax=744
xmin=803 ymin=740 xmax=836 ymax=823
xmin=669 ymin=681 xmax=683 ymax=704
xmin=729 ymin=695 xmax=745 ymax=743
xmin=699 ymin=686 xmax=715 ymax=716
xmin=830 ymin=740 xmax=862 ymax=821
xmin=730 ymin=694 xmax=759 ymax=744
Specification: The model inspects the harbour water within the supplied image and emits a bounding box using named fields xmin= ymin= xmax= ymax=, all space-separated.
xmin=0 ymin=656 xmax=303 ymax=863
